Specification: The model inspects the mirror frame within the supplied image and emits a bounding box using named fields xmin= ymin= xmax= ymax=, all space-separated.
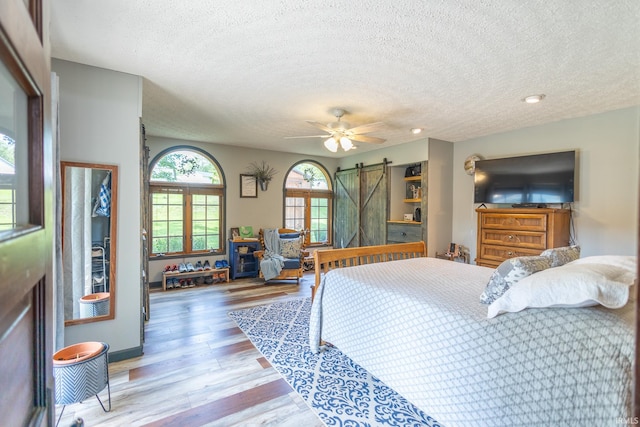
xmin=61 ymin=161 xmax=118 ymax=325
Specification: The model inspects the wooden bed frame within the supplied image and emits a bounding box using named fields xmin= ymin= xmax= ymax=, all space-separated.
xmin=312 ymin=241 xmax=427 ymax=300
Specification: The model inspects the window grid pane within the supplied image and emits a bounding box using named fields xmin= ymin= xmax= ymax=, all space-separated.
xmin=0 ymin=188 xmax=16 ymax=230
xmin=310 ymin=197 xmax=329 ymax=244
xmin=151 ymin=192 xmax=184 ymax=254
xmin=191 ymin=193 xmax=221 ymax=252
xmin=285 ymin=197 xmax=305 ymax=230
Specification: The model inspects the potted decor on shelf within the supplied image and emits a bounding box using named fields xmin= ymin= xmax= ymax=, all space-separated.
xmin=247 ymin=161 xmax=277 ymax=191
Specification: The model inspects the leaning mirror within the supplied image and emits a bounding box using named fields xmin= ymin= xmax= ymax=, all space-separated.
xmin=61 ymin=161 xmax=118 ymax=325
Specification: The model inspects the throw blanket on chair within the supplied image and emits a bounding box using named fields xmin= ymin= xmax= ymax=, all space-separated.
xmin=260 ymin=228 xmax=285 ymax=280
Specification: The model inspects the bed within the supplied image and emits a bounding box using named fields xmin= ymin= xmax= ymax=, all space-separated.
xmin=309 ymin=243 xmax=635 ymax=426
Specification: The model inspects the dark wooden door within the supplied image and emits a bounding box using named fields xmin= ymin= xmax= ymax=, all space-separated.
xmin=0 ymin=0 xmax=54 ymax=425
xmin=333 ymin=164 xmax=388 ymax=248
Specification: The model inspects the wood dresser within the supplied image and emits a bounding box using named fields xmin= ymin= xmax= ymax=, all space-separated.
xmin=475 ymin=208 xmax=571 ymax=268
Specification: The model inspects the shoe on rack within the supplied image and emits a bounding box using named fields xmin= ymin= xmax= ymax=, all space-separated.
xmin=166 ymin=279 xmax=173 ymax=289
xmin=203 ymin=260 xmax=211 ymax=270
xmin=214 ymin=260 xmax=223 ymax=269
xmin=186 ymin=262 xmax=195 ymax=272
xmin=195 ymin=261 xmax=204 ymax=271
xmin=163 ymin=265 xmax=172 ymax=272
xmin=171 ymin=264 xmax=178 ymax=272
xmin=179 ymin=279 xmax=187 ymax=288
xmin=178 ymin=263 xmax=187 ymax=273
xmin=204 ymin=276 xmax=214 ymax=285
xmin=187 ymin=278 xmax=196 ymax=287
xmin=220 ymin=260 xmax=229 ymax=268
xmin=195 ymin=276 xmax=205 ymax=285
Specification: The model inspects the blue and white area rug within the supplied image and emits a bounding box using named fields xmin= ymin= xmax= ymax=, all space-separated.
xmin=228 ymin=298 xmax=442 ymax=427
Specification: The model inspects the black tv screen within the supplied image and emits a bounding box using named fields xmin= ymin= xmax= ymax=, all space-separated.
xmin=474 ymin=151 xmax=575 ymax=204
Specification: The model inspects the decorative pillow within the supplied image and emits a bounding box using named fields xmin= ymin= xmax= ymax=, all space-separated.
xmin=480 ymin=256 xmax=551 ymax=305
xmin=279 ymin=232 xmax=300 ymax=239
xmin=280 ymin=237 xmax=301 ymax=259
xmin=487 ymin=261 xmax=637 ymax=318
xmin=540 ymin=245 xmax=580 ymax=267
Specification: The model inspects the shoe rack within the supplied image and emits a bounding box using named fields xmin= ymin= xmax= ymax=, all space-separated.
xmin=161 ymin=264 xmax=229 ymax=291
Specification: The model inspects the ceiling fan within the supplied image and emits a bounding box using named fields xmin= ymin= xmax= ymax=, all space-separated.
xmin=285 ymin=108 xmax=386 ymax=152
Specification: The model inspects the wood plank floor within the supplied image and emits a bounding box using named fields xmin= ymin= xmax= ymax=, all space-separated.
xmin=56 ymin=274 xmax=324 ymax=427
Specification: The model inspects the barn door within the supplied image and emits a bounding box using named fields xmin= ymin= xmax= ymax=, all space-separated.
xmin=333 ymin=163 xmax=388 ymax=248
xmin=0 ymin=0 xmax=54 ymax=425
xmin=333 ymin=168 xmax=359 ymax=248
xmin=359 ymin=164 xmax=387 ymax=246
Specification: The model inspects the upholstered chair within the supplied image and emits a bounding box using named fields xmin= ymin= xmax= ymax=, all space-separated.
xmin=253 ymin=228 xmax=308 ymax=283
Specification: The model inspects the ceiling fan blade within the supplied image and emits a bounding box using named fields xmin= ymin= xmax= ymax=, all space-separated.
xmin=346 ymin=122 xmax=385 ymax=134
xmin=349 ymin=134 xmax=386 ymax=144
xmin=305 ymin=120 xmax=335 ymax=133
xmin=284 ymin=135 xmax=329 ymax=139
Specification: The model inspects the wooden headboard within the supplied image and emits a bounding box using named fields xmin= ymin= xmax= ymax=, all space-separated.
xmin=312 ymin=241 xmax=427 ymax=300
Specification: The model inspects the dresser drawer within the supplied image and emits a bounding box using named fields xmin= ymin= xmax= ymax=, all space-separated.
xmin=479 ymin=244 xmax=542 ymax=264
xmin=480 ymin=213 xmax=548 ymax=232
xmin=480 ymin=230 xmax=547 ymax=250
xmin=387 ymin=223 xmax=422 ymax=243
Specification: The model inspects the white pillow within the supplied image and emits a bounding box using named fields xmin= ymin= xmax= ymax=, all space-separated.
xmin=487 ymin=261 xmax=636 ymax=318
xmin=567 ymin=255 xmax=636 ymax=274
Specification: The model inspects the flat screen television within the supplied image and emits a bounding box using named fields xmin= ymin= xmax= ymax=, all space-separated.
xmin=473 ymin=150 xmax=575 ymax=204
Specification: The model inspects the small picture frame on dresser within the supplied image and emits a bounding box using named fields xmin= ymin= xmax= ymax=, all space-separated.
xmin=230 ymin=227 xmax=240 ymax=240
xmin=448 ymin=243 xmax=460 ymax=257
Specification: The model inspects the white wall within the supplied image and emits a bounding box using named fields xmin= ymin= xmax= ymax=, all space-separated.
xmin=146 ymin=136 xmax=338 ymax=284
xmin=54 ymin=59 xmax=142 ymax=354
xmin=452 ymin=107 xmax=640 ymax=262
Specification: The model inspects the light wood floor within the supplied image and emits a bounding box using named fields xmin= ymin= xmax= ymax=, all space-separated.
xmin=56 ymin=274 xmax=324 ymax=427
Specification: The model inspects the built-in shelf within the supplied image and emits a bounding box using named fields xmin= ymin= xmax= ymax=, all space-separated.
xmin=387 ymin=220 xmax=421 ymax=225
xmin=403 ymin=198 xmax=421 ymax=203
xmin=404 ymin=176 xmax=421 ymax=182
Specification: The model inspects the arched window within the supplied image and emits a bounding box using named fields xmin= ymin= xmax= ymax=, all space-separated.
xmin=284 ymin=161 xmax=332 ymax=246
xmin=149 ymin=148 xmax=225 ymax=256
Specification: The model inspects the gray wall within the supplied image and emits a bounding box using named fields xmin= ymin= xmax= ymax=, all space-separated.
xmin=451 ymin=106 xmax=639 ymax=261
xmin=339 ymin=138 xmax=454 ymax=256
xmin=52 ymin=57 xmax=638 ymax=358
xmin=54 ymin=59 xmax=142 ymax=354
xmin=146 ymin=136 xmax=339 ymax=284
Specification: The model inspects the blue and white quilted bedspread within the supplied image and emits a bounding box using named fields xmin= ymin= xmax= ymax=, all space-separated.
xmin=309 ymin=257 xmax=634 ymax=426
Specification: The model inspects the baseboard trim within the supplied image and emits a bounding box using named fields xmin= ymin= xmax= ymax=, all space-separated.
xmin=108 ymin=345 xmax=143 ymax=362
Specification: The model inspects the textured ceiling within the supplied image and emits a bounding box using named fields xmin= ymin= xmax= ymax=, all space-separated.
xmin=50 ymin=1 xmax=640 ymax=157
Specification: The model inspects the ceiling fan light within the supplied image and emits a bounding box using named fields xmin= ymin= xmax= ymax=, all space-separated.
xmin=324 ymin=137 xmax=338 ymax=152
xmin=523 ymin=94 xmax=545 ymax=104
xmin=339 ymin=136 xmax=353 ymax=151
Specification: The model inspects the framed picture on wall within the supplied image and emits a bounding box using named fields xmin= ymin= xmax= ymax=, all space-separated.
xmin=240 ymin=174 xmax=257 ymax=198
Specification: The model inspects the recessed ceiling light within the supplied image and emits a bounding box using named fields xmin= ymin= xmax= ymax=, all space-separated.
xmin=411 ymin=128 xmax=423 ymax=134
xmin=523 ymin=94 xmax=546 ymax=104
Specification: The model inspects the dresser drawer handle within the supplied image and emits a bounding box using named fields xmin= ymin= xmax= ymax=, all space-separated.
xmin=507 ymin=251 xmax=514 ymax=256
xmin=402 ymin=232 xmax=407 ymax=236
xmin=508 ymin=235 xmax=514 ymax=240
